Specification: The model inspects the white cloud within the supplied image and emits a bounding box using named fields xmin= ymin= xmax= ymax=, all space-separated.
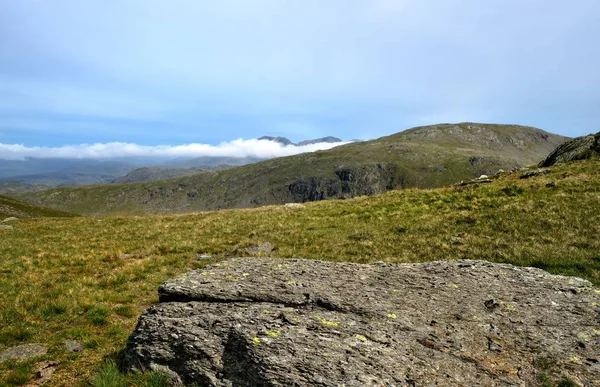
xmin=0 ymin=139 xmax=349 ymax=161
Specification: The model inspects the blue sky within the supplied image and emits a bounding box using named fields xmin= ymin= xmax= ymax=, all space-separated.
xmin=1 ymin=0 xmax=599 ymax=157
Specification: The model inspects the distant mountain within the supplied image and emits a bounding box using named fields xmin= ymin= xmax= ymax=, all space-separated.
xmin=0 ymin=161 xmax=135 ymax=187
xmin=0 ymin=158 xmax=111 ymax=179
xmin=258 ymin=136 xmax=293 ymax=146
xmin=0 ymin=181 xmax=47 ymax=194
xmin=296 ymin=136 xmax=342 ymax=146
xmin=112 ymin=165 xmax=233 ymax=184
xmin=259 ymin=135 xmax=343 ymax=147
xmin=17 ymin=123 xmax=567 ymax=216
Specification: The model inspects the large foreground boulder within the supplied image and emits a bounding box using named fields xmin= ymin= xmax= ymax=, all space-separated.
xmin=541 ymin=132 xmax=600 ymax=167
xmin=124 ymin=258 xmax=600 ymax=386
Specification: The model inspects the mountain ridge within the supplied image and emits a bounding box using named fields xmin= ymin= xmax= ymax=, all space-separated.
xmin=258 ymin=135 xmax=343 ymax=146
xmin=15 ymin=122 xmax=567 ymax=216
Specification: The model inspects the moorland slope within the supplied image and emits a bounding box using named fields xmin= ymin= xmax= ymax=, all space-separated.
xmin=0 ymin=195 xmax=75 ymax=219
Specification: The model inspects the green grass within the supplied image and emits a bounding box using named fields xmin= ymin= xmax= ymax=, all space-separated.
xmin=90 ymin=360 xmax=170 ymax=387
xmin=0 ymin=159 xmax=598 ymax=385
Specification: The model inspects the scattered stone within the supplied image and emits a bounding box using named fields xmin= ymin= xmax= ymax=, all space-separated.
xmin=495 ymin=169 xmax=505 ymax=175
xmin=458 ymin=178 xmax=493 ymax=186
xmin=64 ymin=339 xmax=82 ymax=353
xmin=198 ymin=254 xmax=212 ymax=260
xmin=125 ymin=258 xmax=600 ymax=386
xmin=284 ymin=203 xmax=305 ymax=209
xmin=245 ymin=242 xmax=275 ymax=256
xmin=477 ymin=174 xmax=489 ymax=179
xmin=0 ymin=225 xmax=13 ymax=230
xmin=520 ymin=169 xmax=551 ymax=179
xmin=2 ymin=217 xmax=18 ymax=223
xmin=119 ymin=253 xmax=133 ymax=259
xmin=0 ymin=344 xmax=48 ymax=362
xmin=26 ymin=361 xmax=60 ymax=386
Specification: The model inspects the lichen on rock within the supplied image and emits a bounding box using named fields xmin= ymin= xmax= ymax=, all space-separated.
xmin=124 ymin=258 xmax=600 ymax=386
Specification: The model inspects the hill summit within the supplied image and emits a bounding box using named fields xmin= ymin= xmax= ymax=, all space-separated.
xmin=16 ymin=122 xmax=566 ymax=216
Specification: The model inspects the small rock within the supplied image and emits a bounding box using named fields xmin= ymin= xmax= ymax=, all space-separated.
xmin=27 ymin=360 xmax=60 ymax=386
xmin=119 ymin=253 xmax=133 ymax=259
xmin=487 ymin=337 xmax=503 ymax=354
xmin=65 ymin=339 xmax=82 ymax=353
xmin=149 ymin=363 xmax=183 ymax=386
xmin=484 ymin=299 xmax=500 ymax=310
xmin=284 ymin=203 xmax=305 ymax=209
xmin=2 ymin=217 xmax=18 ymax=222
xmin=477 ymin=174 xmax=489 ymax=179
xmin=0 ymin=225 xmax=13 ymax=230
xmin=0 ymin=344 xmax=48 ymax=362
xmin=198 ymin=254 xmax=212 ymax=260
xmin=520 ymin=169 xmax=551 ymax=179
xmin=495 ymin=169 xmax=505 ymax=175
xmin=246 ymin=242 xmax=275 ymax=256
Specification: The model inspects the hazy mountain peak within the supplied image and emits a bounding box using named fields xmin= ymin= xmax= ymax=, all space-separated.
xmin=258 ymin=136 xmax=293 ymax=146
xmin=258 ymin=135 xmax=343 ymax=147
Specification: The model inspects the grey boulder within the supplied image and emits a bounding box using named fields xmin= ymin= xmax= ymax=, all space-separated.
xmin=124 ymin=258 xmax=600 ymax=386
xmin=0 ymin=344 xmax=47 ymax=362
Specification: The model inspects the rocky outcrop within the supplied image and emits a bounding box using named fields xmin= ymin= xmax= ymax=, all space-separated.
xmin=287 ymin=163 xmax=399 ymax=202
xmin=124 ymin=258 xmax=600 ymax=386
xmin=541 ymin=132 xmax=600 ymax=167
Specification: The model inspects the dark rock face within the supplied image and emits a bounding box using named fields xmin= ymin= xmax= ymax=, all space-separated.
xmin=124 ymin=258 xmax=600 ymax=386
xmin=287 ymin=163 xmax=399 ymax=202
xmin=541 ymin=132 xmax=600 ymax=167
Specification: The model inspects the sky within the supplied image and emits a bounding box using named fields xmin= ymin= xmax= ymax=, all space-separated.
xmin=1 ymin=0 xmax=599 ymax=160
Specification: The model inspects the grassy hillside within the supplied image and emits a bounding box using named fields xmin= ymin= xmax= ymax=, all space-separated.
xmin=16 ymin=123 xmax=566 ymax=216
xmin=112 ymin=165 xmax=232 ymax=184
xmin=0 ymin=195 xmax=76 ymax=219
xmin=0 ymin=159 xmax=598 ymax=385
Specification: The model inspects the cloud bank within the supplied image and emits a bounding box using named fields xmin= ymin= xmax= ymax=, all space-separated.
xmin=0 ymin=139 xmax=349 ymax=161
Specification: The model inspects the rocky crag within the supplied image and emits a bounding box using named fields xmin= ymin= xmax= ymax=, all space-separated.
xmin=541 ymin=132 xmax=600 ymax=167
xmin=124 ymin=258 xmax=600 ymax=386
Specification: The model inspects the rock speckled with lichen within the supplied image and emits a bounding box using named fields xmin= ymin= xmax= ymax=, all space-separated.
xmin=124 ymin=258 xmax=600 ymax=386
